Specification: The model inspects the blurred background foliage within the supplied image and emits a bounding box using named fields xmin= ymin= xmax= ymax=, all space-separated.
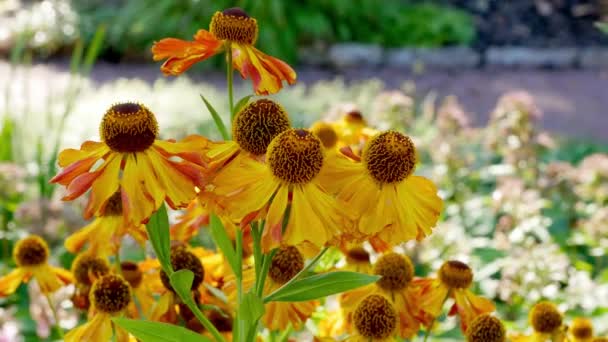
xmin=0 ymin=0 xmax=475 ymax=63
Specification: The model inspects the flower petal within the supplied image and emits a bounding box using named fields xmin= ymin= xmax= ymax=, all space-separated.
xmin=232 ymin=44 xmax=296 ymax=95
xmin=152 ymin=30 xmax=222 ymax=76
xmin=0 ymin=268 xmax=27 ymax=297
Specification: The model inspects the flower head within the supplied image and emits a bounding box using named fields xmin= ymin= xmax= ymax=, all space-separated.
xmin=466 ymin=314 xmax=506 ymax=342
xmin=152 ymin=7 xmax=296 ymax=95
xmin=529 ymin=302 xmax=563 ymax=333
xmin=569 ymin=317 xmax=593 ymax=342
xmin=51 ymin=102 xmax=208 ymax=226
xmin=0 ymin=235 xmax=72 ymax=296
xmin=351 ymin=294 xmax=397 ymax=341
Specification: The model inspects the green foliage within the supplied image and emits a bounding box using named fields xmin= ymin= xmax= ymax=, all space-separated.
xmin=113 ymin=318 xmax=212 ymax=342
xmin=264 ymin=271 xmax=380 ymax=302
xmin=146 ymin=204 xmax=173 ymax=274
xmin=74 ymin=0 xmax=475 ymax=63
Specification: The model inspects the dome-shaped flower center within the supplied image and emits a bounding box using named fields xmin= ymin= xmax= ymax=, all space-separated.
xmin=353 ymin=294 xmax=397 ymax=340
xmin=72 ymin=254 xmax=110 ymax=286
xmin=208 ymin=310 xmax=233 ymax=332
xmin=121 ymin=261 xmax=143 ymax=289
xmin=268 ymin=245 xmax=304 ymax=284
xmin=13 ymin=235 xmax=48 ymax=267
xmin=346 ymin=246 xmax=370 ymax=264
xmin=232 ymin=99 xmax=291 ymax=155
xmin=530 ymin=302 xmax=563 ymax=333
xmin=374 ymin=252 xmax=414 ymax=291
xmin=570 ymin=318 xmax=593 ymax=339
xmin=363 ymin=131 xmax=416 ymax=184
xmin=344 ymin=110 xmax=366 ymax=124
xmin=267 ymin=129 xmax=324 ymax=184
xmin=209 ymin=8 xmax=258 ymax=45
xmin=311 ymin=122 xmax=338 ymax=149
xmin=160 ymin=246 xmax=205 ymax=292
xmin=91 ymin=274 xmax=131 ymax=314
xmin=103 ymin=191 xmax=123 ymax=216
xmin=439 ymin=260 xmax=473 ymax=289
xmin=100 ymin=102 xmax=158 ymax=153
xmin=466 ymin=314 xmax=506 ymax=342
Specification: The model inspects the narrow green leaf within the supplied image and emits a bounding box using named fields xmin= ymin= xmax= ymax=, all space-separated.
xmin=146 ymin=205 xmax=173 ymax=274
xmin=209 ymin=214 xmax=239 ymax=276
xmin=232 ymin=95 xmax=253 ymax=117
xmin=264 ymin=271 xmax=380 ymax=303
xmin=69 ymin=39 xmax=84 ymax=74
xmin=0 ymin=117 xmax=14 ymax=161
xmin=200 ymin=95 xmax=229 ymax=140
xmin=112 ymin=318 xmax=211 ymax=342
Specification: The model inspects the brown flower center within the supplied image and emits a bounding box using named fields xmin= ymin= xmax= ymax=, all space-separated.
xmin=160 ymin=246 xmax=205 ymax=292
xmin=530 ymin=302 xmax=563 ymax=333
xmin=209 ymin=8 xmax=258 ymax=45
xmin=363 ymin=131 xmax=416 ymax=184
xmin=100 ymin=102 xmax=158 ymax=153
xmin=439 ymin=260 xmax=473 ymax=289
xmin=268 ymin=246 xmax=304 ymax=284
xmin=311 ymin=122 xmax=338 ymax=149
xmin=232 ymin=99 xmax=291 ymax=155
xmin=374 ymin=252 xmax=414 ymax=291
xmin=570 ymin=318 xmax=593 ymax=339
xmin=72 ymin=254 xmax=110 ymax=286
xmin=267 ymin=129 xmax=324 ymax=184
xmin=466 ymin=314 xmax=506 ymax=342
xmin=91 ymin=274 xmax=131 ymax=314
xmin=346 ymin=246 xmax=370 ymax=264
xmin=120 ymin=261 xmax=143 ymax=289
xmin=353 ymin=294 xmax=397 ymax=340
xmin=13 ymin=235 xmax=48 ymax=267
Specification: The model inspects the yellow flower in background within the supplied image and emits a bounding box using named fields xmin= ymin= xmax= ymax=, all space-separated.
xmin=209 ymin=128 xmax=347 ymax=252
xmin=569 ymin=318 xmax=594 ymax=342
xmin=310 ymin=111 xmax=378 ymax=152
xmin=50 ymin=102 xmax=208 ymax=226
xmin=170 ymin=199 xmax=210 ymax=242
xmin=341 ymin=252 xmax=421 ymax=339
xmin=65 ymin=274 xmax=131 ymax=342
xmin=120 ymin=261 xmax=156 ymax=319
xmin=341 ymin=245 xmax=372 ymax=274
xmin=412 ymin=260 xmax=495 ymax=333
xmin=466 ymin=314 xmax=506 ymax=342
xmin=346 ymin=294 xmax=398 ymax=342
xmin=65 ymin=191 xmax=147 ymax=257
xmin=510 ymin=301 xmax=567 ymax=342
xmin=0 ymin=235 xmax=73 ymax=296
xmin=152 ymin=8 xmax=296 ymax=95
xmin=320 ymin=130 xmax=442 ymax=250
xmin=70 ymin=253 xmax=110 ymax=311
xmin=224 ymin=246 xmax=317 ymax=331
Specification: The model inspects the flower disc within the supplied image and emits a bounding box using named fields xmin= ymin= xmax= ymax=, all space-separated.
xmin=267 ymin=129 xmax=324 ymax=184
xmin=100 ymin=102 xmax=158 ymax=153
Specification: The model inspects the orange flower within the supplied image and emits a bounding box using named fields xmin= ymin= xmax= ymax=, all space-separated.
xmin=152 ymin=8 xmax=296 ymax=95
xmin=50 ymin=103 xmax=208 ymax=226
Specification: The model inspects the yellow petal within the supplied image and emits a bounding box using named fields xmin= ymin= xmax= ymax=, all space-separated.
xmin=65 ymin=313 xmax=113 ymax=342
xmin=0 ymin=268 xmax=27 ymax=296
xmin=84 ymin=153 xmax=121 ymax=218
xmin=145 ymin=149 xmax=197 ymax=210
xmin=397 ymin=176 xmax=442 ymax=239
xmin=121 ymin=154 xmax=156 ymax=225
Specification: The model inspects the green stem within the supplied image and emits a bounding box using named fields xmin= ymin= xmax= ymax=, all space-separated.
xmin=44 ymin=293 xmax=64 ymax=339
xmin=226 ymin=42 xmax=234 ymax=119
xmin=235 ymin=229 xmax=245 ymax=342
xmin=256 ymin=249 xmax=276 ymax=298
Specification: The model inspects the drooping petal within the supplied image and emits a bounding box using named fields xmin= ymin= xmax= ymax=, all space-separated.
xmin=170 ymin=200 xmax=209 ymax=242
xmin=152 ymin=135 xmax=210 ymax=166
xmin=145 ymin=149 xmax=199 ymax=210
xmin=232 ymin=44 xmax=296 ymax=95
xmin=121 ymin=154 xmax=156 ymax=225
xmin=83 ymin=153 xmax=122 ymax=219
xmin=453 ymin=289 xmax=495 ymax=332
xmin=31 ymin=265 xmax=69 ymax=294
xmin=65 ymin=313 xmax=113 ymax=342
xmin=261 ymin=186 xmax=289 ymax=251
xmin=0 ymin=268 xmax=27 ymax=296
xmin=397 ymin=176 xmax=443 ymax=240
xmin=152 ymin=29 xmax=223 ymax=76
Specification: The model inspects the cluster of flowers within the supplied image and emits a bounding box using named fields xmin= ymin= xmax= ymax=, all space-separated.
xmin=0 ymin=6 xmax=606 ymax=342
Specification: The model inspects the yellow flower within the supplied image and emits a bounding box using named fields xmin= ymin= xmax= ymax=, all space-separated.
xmin=170 ymin=199 xmax=209 ymax=242
xmin=332 ymin=110 xmax=379 ymax=149
xmin=65 ymin=191 xmax=147 ymax=257
xmin=151 ymin=8 xmax=296 ymax=95
xmin=224 ymin=246 xmax=317 ymax=331
xmin=346 ymin=294 xmax=398 ymax=342
xmin=0 ymin=235 xmax=73 ymax=296
xmin=569 ymin=318 xmax=594 ymax=342
xmin=209 ymin=128 xmax=347 ymax=252
xmin=70 ymin=253 xmax=110 ymax=311
xmin=317 ymin=309 xmax=348 ymax=339
xmin=341 ymin=245 xmax=372 ymax=274
xmin=319 ymin=130 xmax=442 ymax=250
xmin=509 ymin=301 xmax=567 ymax=342
xmin=466 ymin=314 xmax=506 ymax=342
xmin=341 ymin=252 xmax=421 ymax=339
xmin=50 ymin=102 xmax=208 ymax=226
xmin=65 ymin=274 xmax=131 ymax=342
xmin=200 ymin=98 xmax=290 ymax=221
xmin=412 ymin=260 xmax=495 ymax=333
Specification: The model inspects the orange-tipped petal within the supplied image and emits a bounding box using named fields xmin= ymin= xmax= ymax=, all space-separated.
xmin=0 ymin=268 xmax=27 ymax=297
xmin=232 ymin=44 xmax=296 ymax=95
xmin=152 ymin=29 xmax=222 ymax=76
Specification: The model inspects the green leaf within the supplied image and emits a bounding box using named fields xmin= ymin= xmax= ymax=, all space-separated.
xmin=264 ymin=271 xmax=380 ymax=303
xmin=209 ymin=214 xmax=239 ymax=276
xmin=170 ymin=269 xmax=195 ymax=302
xmin=239 ymin=291 xmax=265 ymax=337
xmin=595 ymin=21 xmax=608 ymax=34
xmin=200 ymin=95 xmax=229 ymax=140
xmin=232 ymin=95 xmax=253 ymax=117
xmin=0 ymin=117 xmax=14 ymax=161
xmin=82 ymin=25 xmax=107 ymax=76
xmin=146 ymin=204 xmax=173 ymax=274
xmin=112 ymin=318 xmax=211 ymax=342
